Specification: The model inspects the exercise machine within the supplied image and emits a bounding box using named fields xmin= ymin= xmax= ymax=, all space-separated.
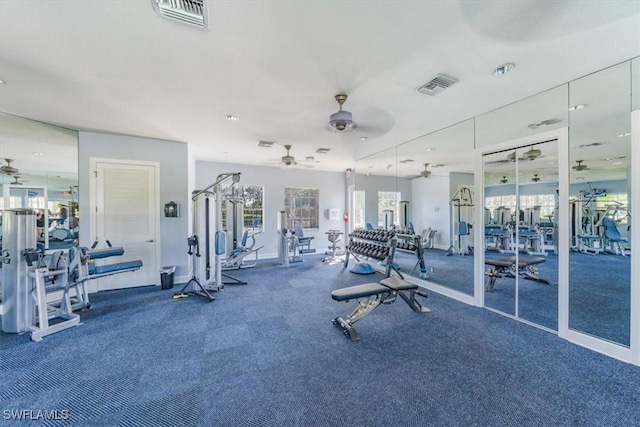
xmin=323 ymin=230 xmax=344 ymax=263
xmin=1 ymin=208 xmax=142 ymax=341
xmin=174 ymin=172 xmax=245 ymax=302
xmin=222 ymin=228 xmax=264 ymax=269
xmin=276 ymin=210 xmax=314 ymax=265
xmin=447 ymin=186 xmax=474 ymax=256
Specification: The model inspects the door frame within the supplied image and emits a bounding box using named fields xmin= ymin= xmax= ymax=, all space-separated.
xmin=88 ymin=157 xmax=161 ymax=292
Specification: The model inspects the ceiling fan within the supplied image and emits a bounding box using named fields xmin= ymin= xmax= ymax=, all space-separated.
xmin=500 ymin=176 xmax=508 ymax=184
xmin=420 ymin=163 xmax=431 ymax=178
xmin=327 ymin=94 xmax=357 ymax=132
xmin=0 ymin=159 xmax=19 ymax=175
xmin=521 ymin=146 xmax=542 ymax=161
xmin=487 ymin=147 xmax=542 ymax=165
xmin=531 ymin=174 xmax=541 ymax=182
xmin=281 ymin=144 xmax=296 ymax=166
xmin=10 ymin=175 xmax=25 ymax=185
xmin=572 ymin=160 xmax=589 ymax=171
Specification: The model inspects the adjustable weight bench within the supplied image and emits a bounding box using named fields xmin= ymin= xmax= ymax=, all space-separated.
xmin=331 ymin=276 xmax=430 ymax=341
xmin=484 ymin=256 xmax=552 ymax=292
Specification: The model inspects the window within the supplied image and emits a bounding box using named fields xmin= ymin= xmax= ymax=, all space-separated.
xmin=284 ymin=187 xmax=319 ymax=229
xmin=242 ymin=185 xmax=264 ymax=229
xmin=378 ymin=191 xmax=400 ymax=227
xmin=353 ymin=190 xmax=365 ymax=229
xmin=519 ymin=194 xmax=556 ymax=219
xmin=486 ymin=194 xmax=557 ymax=223
xmin=221 ymin=185 xmax=264 ymax=230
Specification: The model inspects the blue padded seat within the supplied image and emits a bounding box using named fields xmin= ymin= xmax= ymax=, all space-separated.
xmin=602 ymin=217 xmax=626 ymax=243
xmin=89 ymin=260 xmax=143 ymax=275
xmin=88 ymin=248 xmax=125 ymax=259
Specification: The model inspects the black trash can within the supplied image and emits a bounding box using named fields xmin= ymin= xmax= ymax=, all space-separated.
xmin=160 ymin=266 xmax=176 ymax=290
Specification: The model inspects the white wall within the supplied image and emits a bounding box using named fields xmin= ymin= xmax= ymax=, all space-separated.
xmin=78 ymin=131 xmax=190 ymax=280
xmin=196 ymin=161 xmax=346 ymax=258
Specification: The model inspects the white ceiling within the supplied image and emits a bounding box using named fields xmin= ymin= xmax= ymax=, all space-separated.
xmin=0 ymin=1 xmax=638 ymax=175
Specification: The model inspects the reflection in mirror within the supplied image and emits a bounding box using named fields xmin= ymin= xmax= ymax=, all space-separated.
xmin=395 ymin=119 xmax=475 ymax=294
xmin=484 ymin=142 xmax=559 ymax=329
xmin=568 ymin=61 xmax=631 ymax=346
xmin=0 ymin=113 xmax=79 ymax=252
xmin=483 ymin=149 xmax=517 ymax=316
xmin=354 ymin=147 xmax=399 ymax=231
xmin=516 ymin=141 xmax=558 ymax=331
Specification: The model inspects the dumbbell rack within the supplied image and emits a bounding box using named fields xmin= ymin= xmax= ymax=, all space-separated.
xmin=344 ymin=229 xmax=398 ymax=277
xmin=395 ymin=233 xmax=430 ymax=279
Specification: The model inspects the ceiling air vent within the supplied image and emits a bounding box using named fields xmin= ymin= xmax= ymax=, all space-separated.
xmin=257 ymin=140 xmax=274 ymax=148
xmin=316 ymin=148 xmax=331 ymax=154
xmin=416 ymin=74 xmax=458 ymax=96
xmin=152 ymin=0 xmax=208 ymax=29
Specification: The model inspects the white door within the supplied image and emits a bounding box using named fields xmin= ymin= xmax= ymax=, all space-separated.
xmin=92 ymin=160 xmax=158 ymax=290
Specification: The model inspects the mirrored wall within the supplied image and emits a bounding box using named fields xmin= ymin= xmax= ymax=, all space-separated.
xmin=0 ymin=113 xmax=79 ymax=251
xmin=353 ymin=57 xmax=638 ymax=361
xmin=568 ymin=61 xmax=632 ymax=346
xmin=395 ymin=119 xmax=475 ymax=295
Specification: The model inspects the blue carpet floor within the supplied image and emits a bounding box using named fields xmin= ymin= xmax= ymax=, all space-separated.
xmin=1 ymin=254 xmax=639 ymax=426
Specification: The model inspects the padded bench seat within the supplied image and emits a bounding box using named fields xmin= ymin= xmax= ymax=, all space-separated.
xmin=380 ymin=276 xmax=418 ymax=291
xmin=331 ymin=283 xmax=389 ymax=302
xmin=87 ymin=247 xmax=125 ymax=259
xmin=89 ymin=260 xmax=143 ymax=276
xmin=484 ymin=256 xmax=550 ymax=292
xmin=331 ymin=276 xmax=429 ymax=341
xmin=485 ymin=256 xmax=545 ymax=268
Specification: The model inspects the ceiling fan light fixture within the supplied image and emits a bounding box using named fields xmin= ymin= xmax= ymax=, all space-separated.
xmin=327 ymin=93 xmax=358 ymax=132
xmin=522 ymin=147 xmax=542 ymax=160
xmin=329 ymin=110 xmax=357 ymax=132
xmin=281 ymin=145 xmax=295 ymax=166
xmin=420 ymin=163 xmax=431 ymax=178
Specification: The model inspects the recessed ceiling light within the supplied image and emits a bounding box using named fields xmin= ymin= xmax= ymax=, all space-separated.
xmin=568 ymin=104 xmax=587 ymax=111
xmin=547 ymin=161 xmax=554 ymax=165
xmin=576 ymin=177 xmax=585 ymax=181
xmin=492 ymin=63 xmax=515 ymax=76
xmin=32 ymin=152 xmax=43 ymax=156
xmin=359 ymin=137 xmax=368 ymax=141
xmin=617 ymin=132 xmax=631 ymax=137
xmin=612 ymin=162 xmax=622 ymax=165
xmin=0 ymin=80 xmax=5 ymax=84
xmin=605 ymin=156 xmax=626 ymax=161
xmin=426 ymin=148 xmax=435 ymax=152
xmin=225 ymin=114 xmax=239 ymax=121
